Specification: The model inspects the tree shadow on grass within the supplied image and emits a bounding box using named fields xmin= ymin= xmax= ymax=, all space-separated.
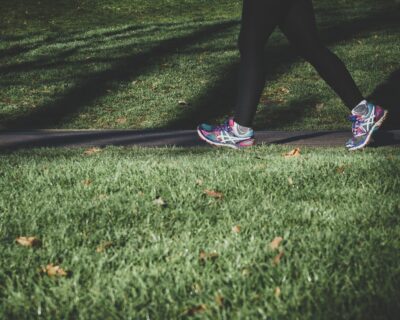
xmin=253 ymin=97 xmax=321 ymax=130
xmin=1 ymin=20 xmax=238 ymax=129
xmin=0 ymin=20 xmax=206 ymax=62
xmin=163 ymin=9 xmax=400 ymax=130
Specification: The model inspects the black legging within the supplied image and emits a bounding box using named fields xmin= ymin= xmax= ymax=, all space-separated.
xmin=234 ymin=0 xmax=364 ymax=127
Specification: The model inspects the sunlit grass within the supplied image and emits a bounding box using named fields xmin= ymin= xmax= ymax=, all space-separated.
xmin=0 ymin=146 xmax=399 ymax=318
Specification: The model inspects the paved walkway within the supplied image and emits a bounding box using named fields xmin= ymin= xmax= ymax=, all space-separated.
xmin=1 ymin=129 xmax=399 ymax=150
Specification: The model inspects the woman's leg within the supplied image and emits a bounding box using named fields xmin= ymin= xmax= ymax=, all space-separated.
xmin=234 ymin=0 xmax=291 ymax=127
xmin=279 ymin=0 xmax=364 ymax=110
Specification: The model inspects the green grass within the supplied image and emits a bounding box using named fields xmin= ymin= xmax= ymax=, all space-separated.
xmin=0 ymin=0 xmax=399 ymax=130
xmin=1 ymin=146 xmax=400 ymax=319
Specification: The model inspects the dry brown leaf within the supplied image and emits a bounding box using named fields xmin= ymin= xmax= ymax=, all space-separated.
xmin=204 ymin=189 xmax=223 ymax=199
xmin=185 ymin=304 xmax=207 ymax=316
xmin=269 ymin=237 xmax=283 ymax=251
xmin=336 ymin=166 xmax=346 ymax=174
xmin=283 ymin=148 xmax=301 ymax=158
xmin=96 ymin=241 xmax=113 ymax=253
xmin=153 ymin=197 xmax=167 ymax=207
xmin=16 ymin=236 xmax=42 ymax=248
xmin=83 ymin=147 xmax=102 ymax=156
xmin=199 ymin=250 xmax=207 ymax=261
xmin=274 ymin=287 xmax=281 ymax=298
xmin=116 ymin=117 xmax=127 ymax=124
xmin=273 ymin=251 xmax=285 ymax=266
xmin=42 ymin=264 xmax=68 ymax=277
xmin=215 ymin=294 xmax=224 ymax=307
xmin=199 ymin=250 xmax=219 ymax=264
xmin=82 ymin=179 xmax=92 ymax=186
xmin=232 ymin=225 xmax=241 ymax=233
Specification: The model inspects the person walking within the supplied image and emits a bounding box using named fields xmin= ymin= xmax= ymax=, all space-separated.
xmin=197 ymin=0 xmax=388 ymax=151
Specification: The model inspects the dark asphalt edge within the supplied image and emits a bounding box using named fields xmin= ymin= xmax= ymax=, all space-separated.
xmin=0 ymin=130 xmax=399 ymax=151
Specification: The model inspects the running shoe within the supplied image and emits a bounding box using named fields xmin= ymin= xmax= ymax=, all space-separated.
xmin=197 ymin=118 xmax=255 ymax=149
xmin=346 ymin=101 xmax=388 ymax=151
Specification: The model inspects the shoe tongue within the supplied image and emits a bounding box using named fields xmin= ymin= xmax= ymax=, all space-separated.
xmin=352 ymin=101 xmax=369 ymax=116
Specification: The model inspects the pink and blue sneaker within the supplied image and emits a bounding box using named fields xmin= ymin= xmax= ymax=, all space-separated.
xmin=197 ymin=118 xmax=255 ymax=149
xmin=346 ymin=101 xmax=388 ymax=151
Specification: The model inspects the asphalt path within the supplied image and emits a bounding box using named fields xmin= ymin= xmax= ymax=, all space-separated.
xmin=1 ymin=129 xmax=399 ymax=151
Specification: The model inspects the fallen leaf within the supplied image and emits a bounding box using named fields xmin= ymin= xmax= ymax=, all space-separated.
xmin=274 ymin=287 xmax=281 ymax=298
xmin=199 ymin=250 xmax=219 ymax=264
xmin=273 ymin=251 xmax=285 ymax=266
xmin=215 ymin=294 xmax=224 ymax=307
xmin=287 ymin=177 xmax=294 ymax=186
xmin=283 ymin=148 xmax=301 ymax=158
xmin=153 ymin=197 xmax=167 ymax=207
xmin=82 ymin=179 xmax=92 ymax=186
xmin=184 ymin=304 xmax=207 ymax=316
xmin=116 ymin=117 xmax=127 ymax=124
xmin=204 ymin=189 xmax=223 ymax=199
xmin=96 ymin=241 xmax=113 ymax=253
xmin=83 ymin=147 xmax=102 ymax=156
xmin=232 ymin=225 xmax=241 ymax=233
xmin=16 ymin=236 xmax=42 ymax=248
xmin=269 ymin=237 xmax=283 ymax=251
xmin=42 ymin=264 xmax=68 ymax=277
xmin=195 ymin=179 xmax=203 ymax=186
xmin=336 ymin=166 xmax=346 ymax=174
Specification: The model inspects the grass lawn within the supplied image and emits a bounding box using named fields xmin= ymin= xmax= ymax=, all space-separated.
xmin=1 ymin=0 xmax=400 ymax=318
xmin=0 ymin=0 xmax=399 ymax=130
xmin=0 ymin=146 xmax=400 ymax=319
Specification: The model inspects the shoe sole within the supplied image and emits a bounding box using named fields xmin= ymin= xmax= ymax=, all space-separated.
xmin=197 ymin=127 xmax=254 ymax=150
xmin=348 ymin=110 xmax=389 ymax=151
